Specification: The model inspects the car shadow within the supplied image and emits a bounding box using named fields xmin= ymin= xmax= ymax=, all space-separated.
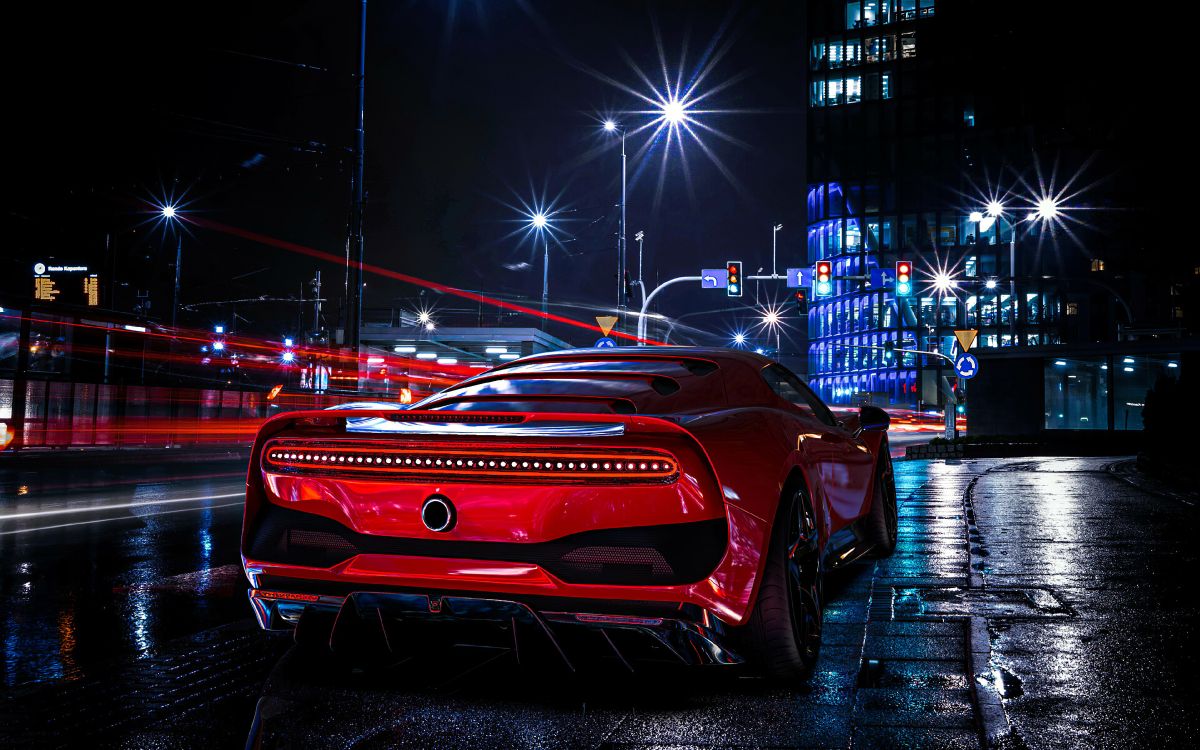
xmin=245 ymin=560 xmax=873 ymax=749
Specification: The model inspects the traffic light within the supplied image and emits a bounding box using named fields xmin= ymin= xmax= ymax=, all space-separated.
xmin=895 ymin=261 xmax=913 ymax=296
xmin=726 ymin=261 xmax=742 ymax=297
xmin=814 ymin=261 xmax=833 ymax=296
xmin=794 ymin=289 xmax=809 ymax=316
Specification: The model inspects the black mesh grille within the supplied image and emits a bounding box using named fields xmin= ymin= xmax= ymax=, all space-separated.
xmin=247 ymin=502 xmax=726 ymax=586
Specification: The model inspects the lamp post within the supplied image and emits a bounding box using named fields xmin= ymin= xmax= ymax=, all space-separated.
xmin=634 ymin=230 xmax=645 ymax=305
xmin=160 ymin=205 xmax=183 ymax=329
xmin=976 ymin=198 xmax=1057 ymax=345
xmin=604 ymin=120 xmax=627 ymax=317
xmin=772 ymin=223 xmax=783 ymax=278
xmin=530 ymin=212 xmax=550 ymax=327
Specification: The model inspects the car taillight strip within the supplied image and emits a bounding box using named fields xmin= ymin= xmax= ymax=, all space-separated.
xmin=263 ymin=445 xmax=676 ymax=479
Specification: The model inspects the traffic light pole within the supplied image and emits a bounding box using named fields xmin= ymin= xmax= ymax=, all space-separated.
xmin=636 ymin=273 xmax=821 ymax=343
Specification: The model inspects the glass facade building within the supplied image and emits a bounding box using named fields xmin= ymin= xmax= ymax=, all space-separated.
xmin=805 ymin=0 xmax=1073 ymax=408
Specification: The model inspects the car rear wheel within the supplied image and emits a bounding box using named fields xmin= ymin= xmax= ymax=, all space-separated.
xmin=739 ymin=483 xmax=823 ymax=683
xmin=864 ymin=446 xmax=898 ymax=556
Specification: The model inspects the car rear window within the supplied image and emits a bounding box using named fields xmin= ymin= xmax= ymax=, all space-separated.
xmin=417 ymin=357 xmax=725 ymax=414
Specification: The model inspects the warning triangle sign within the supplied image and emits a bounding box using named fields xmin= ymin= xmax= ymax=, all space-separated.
xmin=595 ymin=316 xmax=619 ymax=337
xmin=954 ymin=329 xmax=978 ymax=352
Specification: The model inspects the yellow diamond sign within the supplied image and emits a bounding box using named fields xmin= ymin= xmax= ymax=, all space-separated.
xmin=595 ymin=316 xmax=619 ymax=337
xmin=954 ymin=329 xmax=978 ymax=352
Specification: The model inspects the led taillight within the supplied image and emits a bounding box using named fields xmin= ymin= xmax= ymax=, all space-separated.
xmin=262 ymin=441 xmax=678 ymax=481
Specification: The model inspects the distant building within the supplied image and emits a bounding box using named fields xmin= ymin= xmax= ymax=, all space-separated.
xmin=803 ymin=0 xmax=1185 ymax=417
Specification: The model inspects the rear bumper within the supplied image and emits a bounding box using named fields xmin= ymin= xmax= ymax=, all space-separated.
xmin=248 ymin=586 xmax=742 ymax=669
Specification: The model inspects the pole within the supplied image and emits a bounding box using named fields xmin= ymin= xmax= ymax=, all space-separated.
xmin=1009 ymin=227 xmax=1017 ymax=345
xmin=313 ymin=270 xmax=321 ymax=336
xmin=636 ymin=231 xmax=644 ymax=295
xmin=172 ymin=234 xmax=181 ymax=329
xmin=619 ymin=130 xmax=627 ymax=316
xmin=772 ymin=225 xmax=777 ymax=278
xmin=541 ymin=237 xmax=549 ymax=330
xmin=346 ymin=0 xmax=367 ymax=356
xmin=637 ymin=275 xmax=703 ymax=342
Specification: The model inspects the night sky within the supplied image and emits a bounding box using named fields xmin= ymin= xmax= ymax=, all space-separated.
xmin=2 ymin=1 xmax=1177 ymax=345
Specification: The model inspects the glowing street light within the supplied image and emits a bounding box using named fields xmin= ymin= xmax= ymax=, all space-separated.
xmin=161 ymin=205 xmax=177 ymax=219
xmin=732 ymin=331 xmax=747 ymax=347
xmin=986 ymin=200 xmax=1004 ymax=218
xmin=660 ymin=97 xmax=686 ymax=125
xmin=531 ymin=212 xmax=548 ymax=230
xmin=1035 ymin=196 xmax=1060 ymax=221
xmin=968 ymin=211 xmax=984 ymax=223
xmin=931 ymin=270 xmax=957 ymax=295
xmin=602 ymin=119 xmax=629 ymax=314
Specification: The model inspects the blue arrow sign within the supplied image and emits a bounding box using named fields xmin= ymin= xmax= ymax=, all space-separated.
xmin=869 ymin=268 xmax=896 ymax=288
xmin=700 ymin=269 xmax=729 ymax=289
xmin=594 ymin=337 xmax=617 ymax=348
xmin=786 ymin=268 xmax=812 ymax=288
xmin=954 ymin=352 xmax=979 ymax=380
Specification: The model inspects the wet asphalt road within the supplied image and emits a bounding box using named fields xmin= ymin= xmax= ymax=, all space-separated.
xmin=1 ymin=455 xmax=1196 ymax=749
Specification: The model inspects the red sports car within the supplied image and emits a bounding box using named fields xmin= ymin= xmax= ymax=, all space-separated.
xmin=241 ymin=347 xmax=897 ymax=680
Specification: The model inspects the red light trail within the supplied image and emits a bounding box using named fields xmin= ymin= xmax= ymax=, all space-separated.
xmin=183 ymin=215 xmax=663 ymax=345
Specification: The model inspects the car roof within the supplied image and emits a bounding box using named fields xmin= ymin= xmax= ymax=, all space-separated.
xmin=488 ymin=345 xmax=776 ymax=371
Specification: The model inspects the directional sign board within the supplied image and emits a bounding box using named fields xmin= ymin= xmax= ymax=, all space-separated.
xmin=786 ymin=268 xmax=812 ymax=288
xmin=869 ymin=267 xmax=896 ymax=289
xmin=594 ymin=337 xmax=616 ymax=348
xmin=954 ymin=329 xmax=978 ymax=352
xmin=700 ymin=269 xmax=729 ymax=289
xmin=595 ymin=316 xmax=618 ymax=337
xmin=954 ymin=352 xmax=979 ymax=380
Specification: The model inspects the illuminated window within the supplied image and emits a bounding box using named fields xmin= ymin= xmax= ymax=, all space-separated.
xmin=1090 ymin=259 xmax=1105 ymax=272
xmin=865 ymin=35 xmax=894 ymax=62
xmin=901 ymin=31 xmax=917 ymax=58
xmin=811 ymin=40 xmax=828 ymax=70
xmin=1066 ymin=302 xmax=1079 ymax=316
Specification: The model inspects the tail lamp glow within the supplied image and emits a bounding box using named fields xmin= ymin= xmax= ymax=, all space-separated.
xmin=814 ymin=261 xmax=833 ymax=297
xmin=726 ymin=261 xmax=743 ymax=298
xmin=895 ymin=261 xmax=913 ymax=296
xmin=263 ymin=441 xmax=679 ymax=482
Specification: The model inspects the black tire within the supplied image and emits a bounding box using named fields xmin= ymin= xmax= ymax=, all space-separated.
xmin=864 ymin=446 xmax=898 ymax=556
xmin=739 ymin=483 xmax=823 ymax=683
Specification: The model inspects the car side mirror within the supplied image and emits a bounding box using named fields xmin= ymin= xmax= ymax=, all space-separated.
xmin=858 ymin=405 xmax=890 ymax=433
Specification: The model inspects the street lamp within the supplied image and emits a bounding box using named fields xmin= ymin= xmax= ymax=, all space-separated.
xmin=634 ymin=230 xmax=645 ymax=305
xmin=159 ymin=204 xmax=183 ymax=330
xmin=975 ymin=200 xmax=1032 ymax=345
xmin=1035 ymin=196 xmax=1060 ymax=221
xmin=603 ymin=121 xmax=627 ymax=317
xmin=772 ymin=224 xmax=783 ymax=278
xmin=527 ymin=210 xmax=553 ymax=324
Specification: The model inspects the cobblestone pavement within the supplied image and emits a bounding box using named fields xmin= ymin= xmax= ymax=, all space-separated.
xmin=2 ymin=457 xmax=1196 ymax=748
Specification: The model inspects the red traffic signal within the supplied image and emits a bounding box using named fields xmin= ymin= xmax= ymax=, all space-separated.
xmin=814 ymin=260 xmax=833 ymax=296
xmin=895 ymin=260 xmax=913 ymax=296
xmin=726 ymin=261 xmax=743 ymax=297
xmin=794 ymin=289 xmax=809 ymax=315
